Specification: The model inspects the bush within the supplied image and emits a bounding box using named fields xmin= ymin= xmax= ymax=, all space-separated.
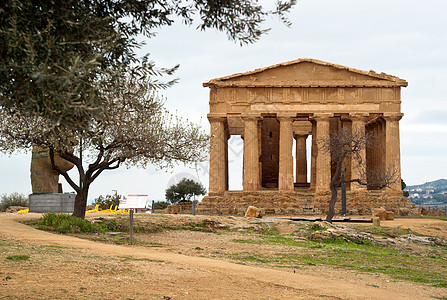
xmin=153 ymin=201 xmax=169 ymax=210
xmin=93 ymin=194 xmax=121 ymax=210
xmin=39 ymin=212 xmax=95 ymax=234
xmin=38 ymin=212 xmax=123 ymax=234
xmin=0 ymin=193 xmax=28 ymax=212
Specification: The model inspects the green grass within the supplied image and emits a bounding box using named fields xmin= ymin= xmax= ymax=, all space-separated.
xmin=6 ymin=254 xmax=30 ymax=261
xmin=230 ymin=231 xmax=447 ymax=288
xmin=118 ymin=256 xmax=165 ymax=263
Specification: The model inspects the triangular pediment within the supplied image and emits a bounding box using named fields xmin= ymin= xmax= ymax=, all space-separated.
xmin=204 ymin=58 xmax=407 ymax=88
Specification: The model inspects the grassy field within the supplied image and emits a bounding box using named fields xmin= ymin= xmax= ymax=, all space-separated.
xmin=22 ymin=213 xmax=447 ymax=291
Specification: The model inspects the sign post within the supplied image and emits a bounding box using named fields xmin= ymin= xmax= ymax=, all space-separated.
xmin=118 ymin=194 xmax=148 ymax=245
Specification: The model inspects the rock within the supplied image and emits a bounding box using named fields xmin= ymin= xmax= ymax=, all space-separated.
xmin=398 ymin=208 xmax=410 ymax=216
xmin=309 ymin=221 xmax=376 ymax=244
xmin=245 ymin=206 xmax=263 ymax=218
xmin=5 ymin=206 xmax=28 ymax=213
xmin=399 ymin=234 xmax=446 ymax=246
xmin=385 ymin=211 xmax=394 ymax=220
xmin=372 ymin=217 xmax=381 ymax=226
xmin=372 ymin=207 xmax=387 ymax=220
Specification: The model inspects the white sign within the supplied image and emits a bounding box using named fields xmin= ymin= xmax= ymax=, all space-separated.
xmin=118 ymin=194 xmax=148 ymax=209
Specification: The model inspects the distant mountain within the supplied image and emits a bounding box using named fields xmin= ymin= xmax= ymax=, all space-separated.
xmin=405 ymin=179 xmax=447 ymax=205
xmin=406 ymin=179 xmax=447 ymax=191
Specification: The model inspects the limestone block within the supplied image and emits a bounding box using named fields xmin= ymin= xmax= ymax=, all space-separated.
xmin=245 ymin=206 xmax=263 ymax=218
xmin=372 ymin=218 xmax=381 ymax=226
xmin=372 ymin=207 xmax=387 ymax=220
xmin=385 ymin=211 xmax=394 ymax=220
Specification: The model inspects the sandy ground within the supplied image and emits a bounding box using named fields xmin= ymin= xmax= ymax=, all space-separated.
xmin=0 ymin=213 xmax=446 ymax=300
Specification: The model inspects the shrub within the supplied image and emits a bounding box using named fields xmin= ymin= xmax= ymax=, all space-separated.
xmin=38 ymin=212 xmax=123 ymax=234
xmin=153 ymin=201 xmax=169 ymax=210
xmin=39 ymin=212 xmax=94 ymax=234
xmin=0 ymin=193 xmax=28 ymax=212
xmin=6 ymin=255 xmax=30 ymax=261
xmin=93 ymin=194 xmax=121 ymax=210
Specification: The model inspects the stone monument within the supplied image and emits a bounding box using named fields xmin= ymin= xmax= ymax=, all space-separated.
xmin=29 ymin=146 xmax=76 ymax=213
xmin=197 ymin=58 xmax=413 ymax=216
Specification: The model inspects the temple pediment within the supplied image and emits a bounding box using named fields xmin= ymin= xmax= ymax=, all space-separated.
xmin=204 ymin=58 xmax=407 ymax=88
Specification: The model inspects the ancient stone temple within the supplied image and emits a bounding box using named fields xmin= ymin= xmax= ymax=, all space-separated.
xmin=197 ymin=58 xmax=413 ymax=216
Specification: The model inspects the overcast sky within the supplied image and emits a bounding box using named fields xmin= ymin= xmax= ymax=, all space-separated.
xmin=1 ymin=0 xmax=446 ymax=202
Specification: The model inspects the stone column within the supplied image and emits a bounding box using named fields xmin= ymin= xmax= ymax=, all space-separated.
xmin=295 ymin=134 xmax=308 ymax=184
xmin=314 ymin=113 xmax=333 ymax=193
xmin=208 ymin=115 xmax=228 ymax=194
xmin=350 ymin=113 xmax=368 ymax=191
xmin=243 ymin=114 xmax=260 ymax=191
xmin=278 ymin=115 xmax=295 ymax=191
xmin=310 ymin=122 xmax=317 ymax=188
xmin=384 ymin=113 xmax=403 ymax=191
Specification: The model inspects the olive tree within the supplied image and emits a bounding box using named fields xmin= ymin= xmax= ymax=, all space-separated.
xmin=1 ymin=0 xmax=296 ymax=130
xmin=0 ymin=77 xmax=209 ymax=219
xmin=165 ymin=178 xmax=206 ymax=204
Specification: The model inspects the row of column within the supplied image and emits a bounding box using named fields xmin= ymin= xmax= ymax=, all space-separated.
xmin=208 ymin=112 xmax=402 ymax=194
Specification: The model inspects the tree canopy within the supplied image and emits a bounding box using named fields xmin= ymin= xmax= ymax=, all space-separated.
xmin=0 ymin=0 xmax=296 ymax=130
xmin=165 ymin=178 xmax=206 ymax=204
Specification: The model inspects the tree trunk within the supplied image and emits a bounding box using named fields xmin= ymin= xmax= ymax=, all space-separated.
xmin=325 ymin=186 xmax=338 ymax=222
xmin=72 ymin=186 xmax=89 ymax=219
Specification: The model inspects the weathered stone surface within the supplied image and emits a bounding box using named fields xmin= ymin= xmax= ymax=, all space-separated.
xmin=385 ymin=211 xmax=394 ymax=220
xmin=5 ymin=206 xmax=28 ymax=213
xmin=245 ymin=206 xmax=263 ymax=218
xmin=165 ymin=201 xmax=193 ymax=214
xmin=31 ymin=147 xmax=74 ymax=194
xmin=372 ymin=207 xmax=387 ymax=220
xmin=372 ymin=217 xmax=381 ymax=226
xmin=398 ymin=234 xmax=446 ymax=246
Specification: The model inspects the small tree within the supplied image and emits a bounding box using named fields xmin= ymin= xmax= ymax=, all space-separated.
xmin=318 ymin=128 xmax=397 ymax=222
xmin=93 ymin=194 xmax=122 ymax=210
xmin=165 ymin=178 xmax=206 ymax=204
xmin=401 ymin=179 xmax=409 ymax=197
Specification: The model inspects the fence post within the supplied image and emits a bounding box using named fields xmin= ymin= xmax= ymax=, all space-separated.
xmin=151 ymin=200 xmax=155 ymax=214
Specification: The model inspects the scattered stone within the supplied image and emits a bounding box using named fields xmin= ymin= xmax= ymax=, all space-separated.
xmin=309 ymin=221 xmax=375 ymax=244
xmin=373 ymin=207 xmax=395 ymax=220
xmin=245 ymin=206 xmax=263 ymax=218
xmin=398 ymin=234 xmax=446 ymax=246
xmin=105 ymin=232 xmax=121 ymax=235
xmin=5 ymin=206 xmax=28 ymax=213
xmin=202 ymin=219 xmax=228 ymax=229
xmin=372 ymin=218 xmax=380 ymax=226
xmin=385 ymin=211 xmax=394 ymax=220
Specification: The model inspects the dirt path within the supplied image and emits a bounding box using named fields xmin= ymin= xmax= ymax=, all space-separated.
xmin=0 ymin=213 xmax=444 ymax=300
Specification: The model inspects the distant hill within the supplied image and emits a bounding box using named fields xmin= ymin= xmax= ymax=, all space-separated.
xmin=405 ymin=179 xmax=447 ymax=205
xmin=406 ymin=179 xmax=447 ymax=191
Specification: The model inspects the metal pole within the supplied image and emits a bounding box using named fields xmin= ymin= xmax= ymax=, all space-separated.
xmin=152 ymin=200 xmax=155 ymax=214
xmin=341 ymin=168 xmax=347 ymax=216
xmin=129 ymin=209 xmax=134 ymax=245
